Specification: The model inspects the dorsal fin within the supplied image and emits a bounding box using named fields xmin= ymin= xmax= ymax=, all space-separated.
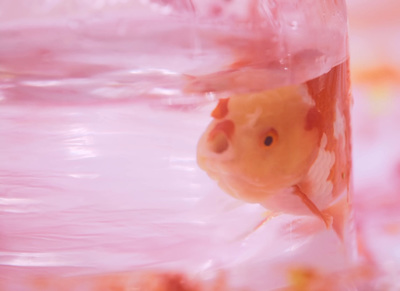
xmin=211 ymin=98 xmax=229 ymax=119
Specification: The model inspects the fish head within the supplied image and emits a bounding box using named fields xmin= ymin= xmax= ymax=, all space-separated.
xmin=197 ymin=85 xmax=322 ymax=203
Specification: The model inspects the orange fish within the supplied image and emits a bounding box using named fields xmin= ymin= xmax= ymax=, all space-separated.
xmin=197 ymin=62 xmax=352 ymax=239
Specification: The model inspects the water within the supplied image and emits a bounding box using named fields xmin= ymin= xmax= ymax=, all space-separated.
xmin=0 ymin=2 xmax=353 ymax=290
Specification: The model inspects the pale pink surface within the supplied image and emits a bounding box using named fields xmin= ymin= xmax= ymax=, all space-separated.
xmin=347 ymin=0 xmax=400 ymax=288
xmin=351 ymin=87 xmax=400 ymax=289
xmin=0 ymin=1 xmax=356 ymax=290
xmin=348 ymin=0 xmax=400 ymax=74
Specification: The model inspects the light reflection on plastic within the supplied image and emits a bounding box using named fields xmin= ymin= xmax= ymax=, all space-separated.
xmin=0 ymin=198 xmax=39 ymax=213
xmin=129 ymin=68 xmax=179 ymax=75
xmin=140 ymin=0 xmax=173 ymax=15
xmin=0 ymin=197 xmax=36 ymax=205
xmin=21 ymin=80 xmax=61 ymax=87
xmin=0 ymin=252 xmax=78 ymax=267
xmin=68 ymin=173 xmax=100 ymax=179
xmin=67 ymin=146 xmax=97 ymax=160
xmin=65 ymin=126 xmax=97 ymax=160
xmin=149 ymin=87 xmax=180 ymax=96
xmin=170 ymin=165 xmax=196 ymax=172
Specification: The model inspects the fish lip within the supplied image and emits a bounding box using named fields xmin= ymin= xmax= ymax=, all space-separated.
xmin=197 ymin=143 xmax=235 ymax=164
xmin=229 ymin=173 xmax=266 ymax=187
xmin=198 ymin=154 xmax=265 ymax=187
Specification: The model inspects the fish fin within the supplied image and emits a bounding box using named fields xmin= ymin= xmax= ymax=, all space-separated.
xmin=211 ymin=98 xmax=230 ymax=119
xmin=324 ymin=195 xmax=350 ymax=243
xmin=235 ymin=211 xmax=278 ymax=241
xmin=293 ymin=185 xmax=332 ymax=229
xmin=253 ymin=210 xmax=278 ymax=231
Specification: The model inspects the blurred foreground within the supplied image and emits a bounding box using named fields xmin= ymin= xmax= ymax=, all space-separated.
xmin=349 ymin=0 xmax=400 ymax=289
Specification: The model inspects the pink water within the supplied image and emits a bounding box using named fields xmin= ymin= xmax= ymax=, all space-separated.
xmin=0 ymin=1 xmax=360 ymax=290
xmin=0 ymin=88 xmax=351 ymax=289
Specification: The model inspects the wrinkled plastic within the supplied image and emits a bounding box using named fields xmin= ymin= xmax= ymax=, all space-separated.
xmin=0 ymin=1 xmax=355 ymax=290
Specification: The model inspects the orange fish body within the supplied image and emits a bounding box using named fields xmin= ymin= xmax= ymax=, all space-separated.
xmin=197 ymin=62 xmax=352 ymax=238
xmin=198 ymin=86 xmax=324 ymax=215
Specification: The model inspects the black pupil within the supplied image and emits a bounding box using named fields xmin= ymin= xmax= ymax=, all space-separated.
xmin=264 ymin=136 xmax=273 ymax=146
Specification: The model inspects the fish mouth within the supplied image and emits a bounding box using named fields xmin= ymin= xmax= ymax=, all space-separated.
xmin=206 ymin=119 xmax=235 ymax=155
xmin=208 ymin=131 xmax=229 ymax=154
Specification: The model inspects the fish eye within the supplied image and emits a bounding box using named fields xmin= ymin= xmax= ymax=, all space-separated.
xmin=262 ymin=129 xmax=278 ymax=147
xmin=264 ymin=136 xmax=273 ymax=146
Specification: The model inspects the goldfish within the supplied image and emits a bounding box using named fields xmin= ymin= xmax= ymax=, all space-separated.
xmin=196 ymin=62 xmax=352 ymax=239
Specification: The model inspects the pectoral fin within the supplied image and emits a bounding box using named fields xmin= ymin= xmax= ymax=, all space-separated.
xmin=293 ymin=185 xmax=332 ymax=229
xmin=324 ymin=195 xmax=351 ymax=243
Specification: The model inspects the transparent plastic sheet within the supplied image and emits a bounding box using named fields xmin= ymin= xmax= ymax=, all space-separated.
xmin=0 ymin=1 xmax=357 ymax=290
